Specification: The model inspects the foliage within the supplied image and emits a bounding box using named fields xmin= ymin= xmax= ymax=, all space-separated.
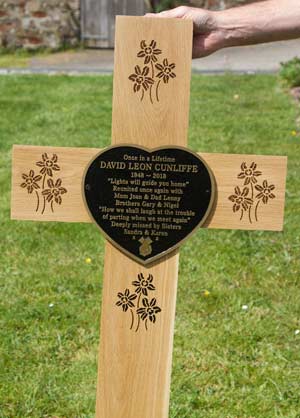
xmin=279 ymin=57 xmax=300 ymax=88
xmin=0 ymin=74 xmax=299 ymax=418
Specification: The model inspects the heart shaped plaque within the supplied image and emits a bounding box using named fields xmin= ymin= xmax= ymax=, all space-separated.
xmin=83 ymin=145 xmax=215 ymax=265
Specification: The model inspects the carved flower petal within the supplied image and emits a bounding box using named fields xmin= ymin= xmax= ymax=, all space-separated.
xmin=140 ymin=40 xmax=146 ymax=49
xmin=163 ymin=58 xmax=168 ymax=66
xmin=145 ymin=77 xmax=154 ymax=84
xmin=169 ymin=63 xmax=175 ymax=69
xmin=155 ymin=63 xmax=163 ymax=71
xmin=242 ymin=187 xmax=249 ymax=196
xmin=129 ymin=74 xmax=137 ymax=81
xmin=263 ymin=180 xmax=268 ymax=188
xmin=42 ymin=189 xmax=51 ymax=195
xmin=29 ymin=170 xmax=34 ymax=177
xmin=137 ymin=51 xmax=145 ymax=58
xmin=55 ymin=195 xmax=62 ymax=204
xmin=55 ymin=178 xmax=62 ymax=187
xmin=233 ymin=204 xmax=240 ymax=212
xmin=145 ymin=55 xmax=150 ymax=65
xmin=142 ymin=298 xmax=149 ymax=307
xmin=234 ymin=186 xmax=241 ymax=195
xmin=59 ymin=187 xmax=67 ymax=194
xmin=153 ymin=48 xmax=162 ymax=55
xmin=47 ymin=178 xmax=54 ymax=188
xmin=228 ymin=195 xmax=237 ymax=202
xmin=142 ymin=66 xmax=150 ymax=76
xmin=269 ymin=193 xmax=275 ymax=199
xmin=33 ymin=175 xmax=42 ymax=182
xmin=255 ymin=184 xmax=263 ymax=191
xmin=269 ymin=185 xmax=275 ymax=191
xmin=20 ymin=182 xmax=27 ymax=188
xmin=135 ymin=65 xmax=141 ymax=75
xmin=33 ymin=183 xmax=40 ymax=189
xmin=150 ymin=40 xmax=156 ymax=48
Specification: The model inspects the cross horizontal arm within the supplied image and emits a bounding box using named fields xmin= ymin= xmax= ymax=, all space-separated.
xmin=11 ymin=144 xmax=287 ymax=231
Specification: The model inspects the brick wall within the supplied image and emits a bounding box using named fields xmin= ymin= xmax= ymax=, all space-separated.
xmin=0 ymin=0 xmax=259 ymax=50
xmin=0 ymin=0 xmax=80 ymax=50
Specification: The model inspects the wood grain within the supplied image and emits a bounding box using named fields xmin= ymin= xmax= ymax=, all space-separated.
xmin=97 ymin=16 xmax=192 ymax=418
xmin=11 ymin=145 xmax=287 ymax=232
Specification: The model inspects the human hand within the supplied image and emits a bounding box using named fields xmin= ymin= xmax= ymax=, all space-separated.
xmin=145 ymin=6 xmax=226 ymax=59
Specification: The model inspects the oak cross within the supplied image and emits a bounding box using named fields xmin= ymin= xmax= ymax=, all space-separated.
xmin=11 ymin=17 xmax=287 ymax=418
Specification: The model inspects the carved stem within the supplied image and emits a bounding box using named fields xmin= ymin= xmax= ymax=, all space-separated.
xmin=130 ymin=309 xmax=134 ymax=330
xmin=35 ymin=191 xmax=40 ymax=212
xmin=51 ymin=201 xmax=54 ymax=213
xmin=240 ymin=209 xmax=244 ymax=221
xmin=255 ymin=200 xmax=260 ymax=222
xmin=156 ymin=80 xmax=161 ymax=102
xmin=135 ymin=293 xmax=141 ymax=332
xmin=42 ymin=174 xmax=46 ymax=189
xmin=41 ymin=196 xmax=46 ymax=214
xmin=149 ymin=62 xmax=154 ymax=104
xmin=145 ymin=319 xmax=148 ymax=331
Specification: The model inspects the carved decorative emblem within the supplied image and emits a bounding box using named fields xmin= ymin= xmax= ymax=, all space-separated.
xmin=20 ymin=153 xmax=67 ymax=214
xmin=128 ymin=40 xmax=176 ymax=104
xmin=116 ymin=273 xmax=161 ymax=332
xmin=228 ymin=162 xmax=276 ymax=223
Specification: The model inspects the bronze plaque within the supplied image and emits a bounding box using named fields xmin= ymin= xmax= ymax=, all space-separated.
xmin=83 ymin=145 xmax=215 ymax=264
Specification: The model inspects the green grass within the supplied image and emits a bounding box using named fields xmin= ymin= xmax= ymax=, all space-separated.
xmin=0 ymin=74 xmax=300 ymax=418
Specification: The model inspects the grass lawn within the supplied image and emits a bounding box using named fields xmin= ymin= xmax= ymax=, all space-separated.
xmin=0 ymin=74 xmax=300 ymax=418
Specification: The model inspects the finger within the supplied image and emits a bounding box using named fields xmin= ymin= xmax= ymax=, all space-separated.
xmin=145 ymin=6 xmax=188 ymax=19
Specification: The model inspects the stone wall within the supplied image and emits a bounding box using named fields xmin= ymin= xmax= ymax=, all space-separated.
xmin=0 ymin=0 xmax=259 ymax=50
xmin=0 ymin=0 xmax=80 ymax=50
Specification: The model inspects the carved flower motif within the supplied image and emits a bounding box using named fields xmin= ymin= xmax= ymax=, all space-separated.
xmin=116 ymin=289 xmax=137 ymax=312
xmin=155 ymin=58 xmax=176 ymax=83
xmin=228 ymin=186 xmax=253 ymax=212
xmin=20 ymin=170 xmax=42 ymax=193
xmin=129 ymin=65 xmax=154 ymax=93
xmin=36 ymin=153 xmax=60 ymax=177
xmin=137 ymin=40 xmax=162 ymax=64
xmin=42 ymin=178 xmax=67 ymax=204
xmin=237 ymin=162 xmax=262 ymax=185
xmin=132 ymin=273 xmax=155 ymax=296
xmin=137 ymin=298 xmax=161 ymax=323
xmin=255 ymin=180 xmax=276 ymax=204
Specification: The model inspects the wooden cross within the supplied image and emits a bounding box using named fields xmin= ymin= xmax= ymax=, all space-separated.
xmin=11 ymin=17 xmax=287 ymax=418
